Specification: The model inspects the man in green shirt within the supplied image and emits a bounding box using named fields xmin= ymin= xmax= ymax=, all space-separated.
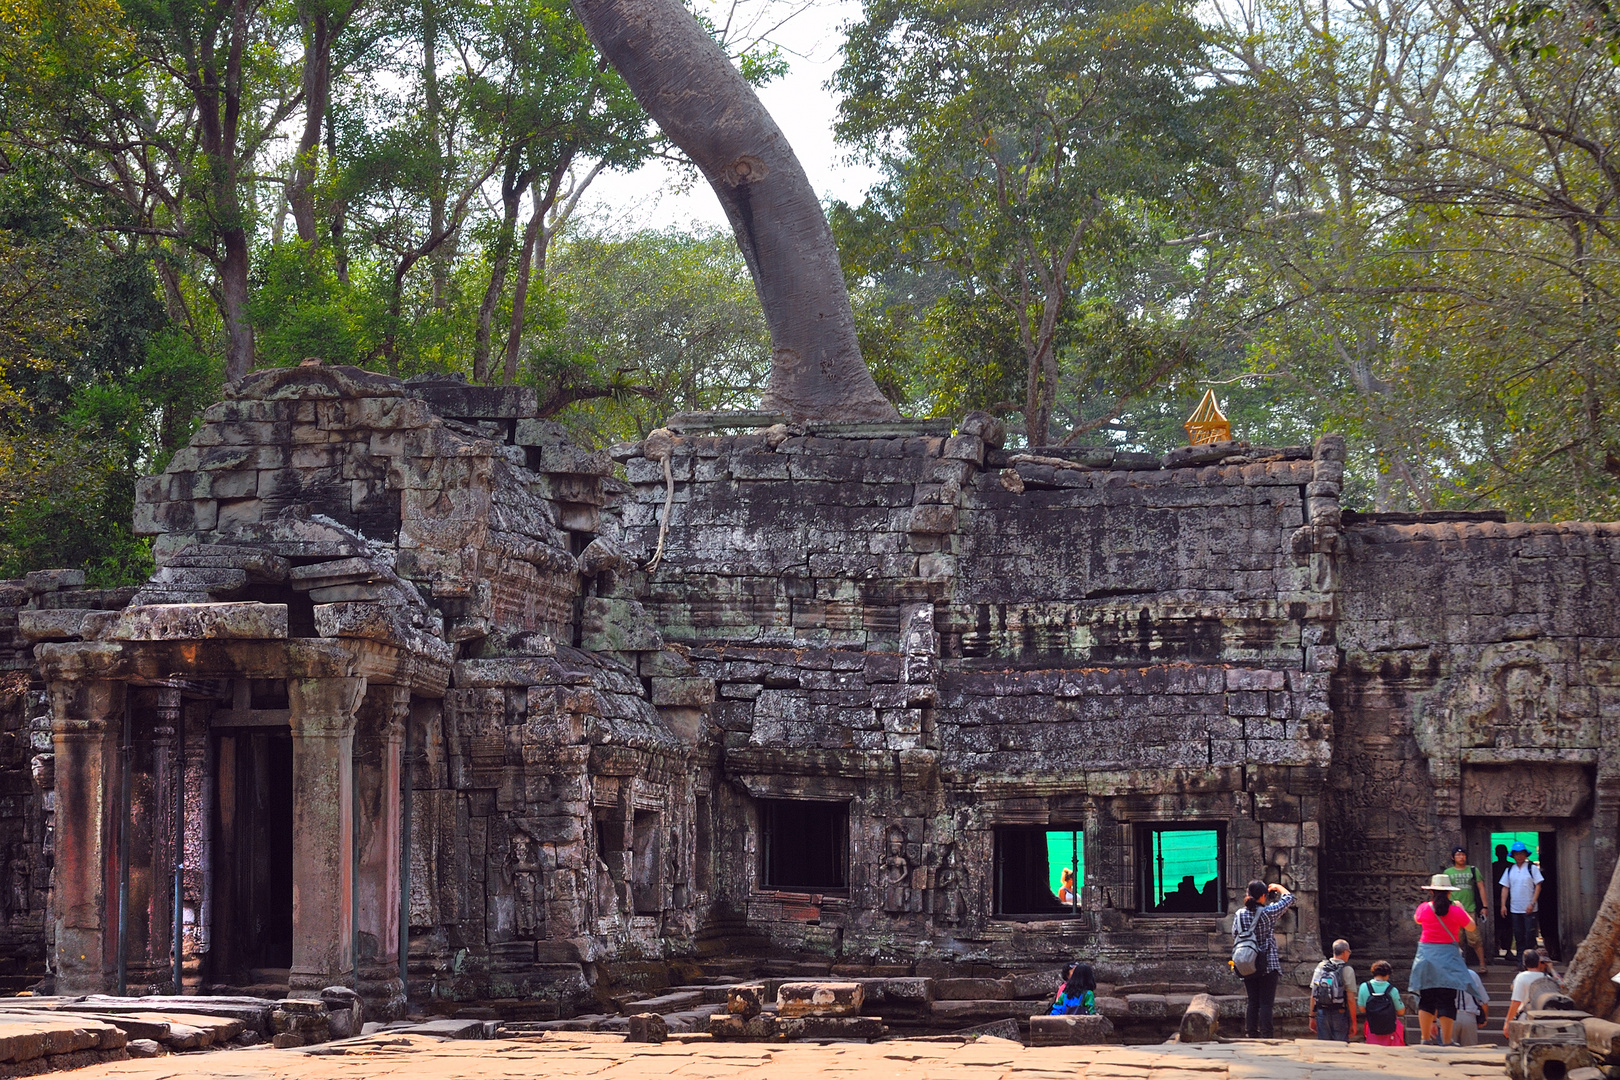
xmin=1444 ymin=846 xmax=1489 ymax=972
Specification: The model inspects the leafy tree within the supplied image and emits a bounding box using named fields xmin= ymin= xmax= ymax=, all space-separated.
xmin=1203 ymin=0 xmax=1620 ymax=518
xmin=0 ymin=163 xmax=215 ymax=583
xmin=536 ymin=225 xmax=771 ymax=442
xmin=833 ymin=0 xmax=1223 ymax=444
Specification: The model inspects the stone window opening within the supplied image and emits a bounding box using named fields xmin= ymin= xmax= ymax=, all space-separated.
xmin=757 ymin=799 xmax=849 ymax=893
xmin=993 ymin=828 xmax=1084 ymax=917
xmin=1135 ymin=824 xmax=1225 ymax=915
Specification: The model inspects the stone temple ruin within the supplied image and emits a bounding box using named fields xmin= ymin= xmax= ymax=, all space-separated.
xmin=0 ymin=362 xmax=1616 ymax=1034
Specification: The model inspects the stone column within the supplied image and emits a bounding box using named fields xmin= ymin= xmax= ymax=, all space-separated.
xmin=49 ymin=679 xmax=124 ymax=995
xmin=287 ymin=676 xmax=364 ymax=994
xmin=354 ymin=685 xmax=407 ymax=1017
xmin=148 ymin=688 xmax=179 ymax=990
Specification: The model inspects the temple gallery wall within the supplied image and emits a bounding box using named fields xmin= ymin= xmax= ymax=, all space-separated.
xmin=0 ymin=363 xmax=1614 ymax=1014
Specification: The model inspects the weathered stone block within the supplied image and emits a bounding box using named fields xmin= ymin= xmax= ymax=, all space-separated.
xmin=907 ymin=504 xmax=958 ymax=535
xmin=777 ymin=982 xmax=865 ymax=1017
xmin=1177 ymin=993 xmax=1220 ymax=1042
xmin=853 ymin=977 xmax=932 ymax=1019
xmin=775 ymin=1016 xmax=884 ymax=1041
xmin=650 ymin=677 xmax=715 ymax=707
xmin=580 ymin=597 xmax=662 ymax=652
xmin=625 ymin=1013 xmax=668 ymax=1043
xmin=1028 ymin=1014 xmax=1114 ymax=1046
xmin=944 ymin=435 xmax=985 ymax=465
xmin=727 ymin=984 xmax=764 ymax=1019
xmin=17 ymin=609 xmax=93 ymax=642
xmin=107 ymin=602 xmax=288 ymax=640
xmin=708 ymin=1014 xmax=779 ymax=1040
xmin=959 ymin=410 xmax=1005 ymax=448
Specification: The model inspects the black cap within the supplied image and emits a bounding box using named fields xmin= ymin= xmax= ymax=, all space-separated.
xmin=1451 ymin=846 xmax=1468 ymax=856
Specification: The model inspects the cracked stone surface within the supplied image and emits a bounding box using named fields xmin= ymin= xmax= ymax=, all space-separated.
xmin=53 ymin=1033 xmax=1509 ymax=1080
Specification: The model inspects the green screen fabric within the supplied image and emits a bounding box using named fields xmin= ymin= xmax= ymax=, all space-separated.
xmin=1150 ymin=829 xmax=1219 ymax=908
xmin=1046 ymin=831 xmax=1083 ymax=899
xmin=1491 ymin=831 xmax=1539 ymax=861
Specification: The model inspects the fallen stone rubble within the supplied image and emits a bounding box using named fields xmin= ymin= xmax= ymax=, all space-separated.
xmin=1502 ymin=975 xmax=1620 ymax=1080
xmin=500 ymin=972 xmax=1311 ymax=1045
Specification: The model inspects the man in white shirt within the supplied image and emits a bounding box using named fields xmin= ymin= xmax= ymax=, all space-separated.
xmin=1504 ymin=949 xmax=1558 ymax=1026
xmin=1499 ymin=841 xmax=1544 ymax=963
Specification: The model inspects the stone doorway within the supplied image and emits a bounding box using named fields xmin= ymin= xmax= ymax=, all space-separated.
xmin=1467 ymin=819 xmax=1588 ymax=963
xmin=210 ymin=727 xmax=295 ymax=991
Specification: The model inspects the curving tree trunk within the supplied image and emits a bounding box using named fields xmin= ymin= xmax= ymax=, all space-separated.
xmin=1567 ymin=856 xmax=1620 ymax=1020
xmin=570 ymin=0 xmax=897 ymax=422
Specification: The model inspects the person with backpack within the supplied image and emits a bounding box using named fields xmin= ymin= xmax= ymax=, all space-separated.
xmin=1441 ymin=846 xmax=1489 ymax=972
xmin=1308 ymin=939 xmax=1359 ymax=1041
xmin=1231 ymin=879 xmax=1294 ymax=1038
xmin=1359 ymin=960 xmax=1407 ymax=1046
xmin=1047 ymin=960 xmax=1096 ymax=1015
xmin=1410 ymin=873 xmax=1479 ymax=1045
xmin=1499 ymin=841 xmax=1544 ymax=965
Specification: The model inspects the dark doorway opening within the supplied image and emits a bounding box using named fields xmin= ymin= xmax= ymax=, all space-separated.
xmin=210 ymin=729 xmax=294 ymax=987
xmin=758 ymin=800 xmax=848 ymax=891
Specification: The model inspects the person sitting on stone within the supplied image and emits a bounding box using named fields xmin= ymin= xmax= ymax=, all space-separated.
xmin=1505 ymin=949 xmax=1559 ymax=1026
xmin=1048 ymin=961 xmax=1097 ymax=1016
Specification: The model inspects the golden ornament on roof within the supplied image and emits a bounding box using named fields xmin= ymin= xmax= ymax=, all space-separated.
xmin=1184 ymin=388 xmax=1231 ymax=446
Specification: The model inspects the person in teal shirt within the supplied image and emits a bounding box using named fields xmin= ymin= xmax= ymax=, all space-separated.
xmin=1359 ymin=960 xmax=1407 ymax=1045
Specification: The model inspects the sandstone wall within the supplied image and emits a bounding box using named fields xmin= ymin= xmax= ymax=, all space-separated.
xmin=605 ymin=422 xmax=1345 ymax=983
xmin=1330 ymin=517 xmax=1620 ymax=959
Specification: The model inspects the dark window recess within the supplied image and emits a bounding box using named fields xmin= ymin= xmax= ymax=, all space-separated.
xmin=995 ymin=828 xmax=1083 ymax=916
xmin=759 ymin=799 xmax=849 ymax=891
xmin=695 ymin=795 xmax=713 ymax=892
xmin=1136 ymin=824 xmax=1225 ymax=914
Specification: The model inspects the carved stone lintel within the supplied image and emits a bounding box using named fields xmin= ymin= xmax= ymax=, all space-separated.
xmin=1461 ymin=763 xmax=1592 ymax=818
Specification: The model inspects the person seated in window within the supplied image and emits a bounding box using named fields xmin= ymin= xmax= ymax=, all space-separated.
xmin=1049 ymin=961 xmax=1097 ymax=1015
xmin=1056 ymin=868 xmax=1077 ymax=906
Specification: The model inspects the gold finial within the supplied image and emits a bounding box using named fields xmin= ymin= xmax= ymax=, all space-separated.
xmin=1184 ymin=388 xmax=1231 ymax=446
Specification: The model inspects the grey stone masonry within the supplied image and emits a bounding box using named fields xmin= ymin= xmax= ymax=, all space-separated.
xmin=5 ymin=375 xmax=1616 ymax=1016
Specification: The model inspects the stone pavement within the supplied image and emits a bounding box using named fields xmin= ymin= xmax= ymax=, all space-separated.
xmin=61 ymin=1032 xmax=1507 ymax=1080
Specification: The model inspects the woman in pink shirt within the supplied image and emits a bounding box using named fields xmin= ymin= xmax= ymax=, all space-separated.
xmin=1410 ymin=873 xmax=1478 ymax=1045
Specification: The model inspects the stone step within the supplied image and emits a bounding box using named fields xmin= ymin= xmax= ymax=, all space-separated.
xmin=928 ymin=1000 xmax=1034 ymax=1025
xmin=377 ymin=1018 xmax=497 ymax=1040
xmin=617 ymin=990 xmax=707 ymax=1015
xmin=75 ymin=996 xmax=273 ymax=1033
xmin=0 ymin=1015 xmax=128 ymax=1069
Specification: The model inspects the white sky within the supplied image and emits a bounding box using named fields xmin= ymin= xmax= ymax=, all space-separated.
xmin=574 ymin=0 xmax=882 ymax=234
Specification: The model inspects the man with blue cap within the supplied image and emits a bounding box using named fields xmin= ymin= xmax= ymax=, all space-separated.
xmin=1499 ymin=841 xmax=1544 ymax=964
